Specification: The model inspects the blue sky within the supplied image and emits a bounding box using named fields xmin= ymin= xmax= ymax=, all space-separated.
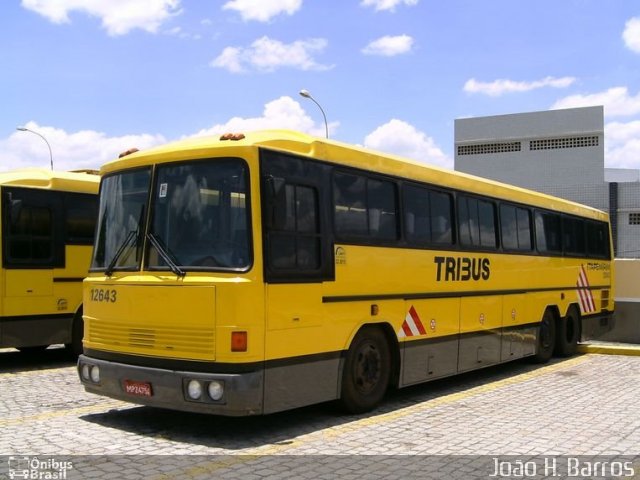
xmin=2 ymin=0 xmax=640 ymax=172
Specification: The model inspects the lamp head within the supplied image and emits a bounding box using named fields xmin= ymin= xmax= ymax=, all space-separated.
xmin=16 ymin=127 xmax=28 ymax=131
xmin=299 ymin=89 xmax=311 ymax=98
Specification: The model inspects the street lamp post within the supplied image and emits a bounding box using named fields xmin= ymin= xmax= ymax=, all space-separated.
xmin=299 ymin=89 xmax=329 ymax=139
xmin=16 ymin=126 xmax=53 ymax=170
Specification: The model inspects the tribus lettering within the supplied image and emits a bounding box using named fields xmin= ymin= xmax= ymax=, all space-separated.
xmin=434 ymin=256 xmax=490 ymax=281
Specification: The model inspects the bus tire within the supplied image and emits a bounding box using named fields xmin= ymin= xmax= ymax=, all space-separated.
xmin=339 ymin=327 xmax=391 ymax=414
xmin=555 ymin=306 xmax=580 ymax=357
xmin=65 ymin=311 xmax=84 ymax=357
xmin=531 ymin=309 xmax=556 ymax=363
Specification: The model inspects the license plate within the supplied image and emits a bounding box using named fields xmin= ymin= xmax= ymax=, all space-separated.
xmin=123 ymin=380 xmax=153 ymax=397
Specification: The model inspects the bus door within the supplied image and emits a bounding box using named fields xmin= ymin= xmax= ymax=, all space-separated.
xmin=260 ymin=150 xmax=335 ymax=412
xmin=1 ymin=187 xmax=65 ymax=347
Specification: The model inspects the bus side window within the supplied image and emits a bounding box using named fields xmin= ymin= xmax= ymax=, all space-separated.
xmin=500 ymin=204 xmax=532 ymax=251
xmin=333 ymin=171 xmax=398 ymax=241
xmin=3 ymin=188 xmax=64 ymax=267
xmin=587 ymin=221 xmax=609 ymax=259
xmin=458 ymin=195 xmax=496 ymax=249
xmin=563 ymin=216 xmax=586 ymax=256
xmin=65 ymin=193 xmax=98 ymax=244
xmin=535 ymin=211 xmax=561 ymax=254
xmin=403 ymin=185 xmax=452 ymax=246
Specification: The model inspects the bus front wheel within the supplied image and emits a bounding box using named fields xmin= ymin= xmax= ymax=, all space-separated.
xmin=340 ymin=327 xmax=391 ymax=414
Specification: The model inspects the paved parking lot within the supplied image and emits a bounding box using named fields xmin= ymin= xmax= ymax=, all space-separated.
xmin=1 ymin=347 xmax=639 ymax=479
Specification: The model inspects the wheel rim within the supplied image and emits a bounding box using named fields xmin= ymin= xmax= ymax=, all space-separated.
xmin=353 ymin=342 xmax=381 ymax=394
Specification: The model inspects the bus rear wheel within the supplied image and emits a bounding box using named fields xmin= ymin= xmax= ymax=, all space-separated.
xmin=340 ymin=327 xmax=391 ymax=414
xmin=531 ymin=309 xmax=556 ymax=363
xmin=555 ymin=306 xmax=580 ymax=357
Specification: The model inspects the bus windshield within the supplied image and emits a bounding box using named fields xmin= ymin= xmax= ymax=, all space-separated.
xmin=148 ymin=159 xmax=250 ymax=271
xmin=91 ymin=168 xmax=150 ymax=272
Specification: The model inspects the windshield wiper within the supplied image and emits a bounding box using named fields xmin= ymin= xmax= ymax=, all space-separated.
xmin=105 ymin=230 xmax=137 ymax=277
xmin=147 ymin=233 xmax=186 ymax=278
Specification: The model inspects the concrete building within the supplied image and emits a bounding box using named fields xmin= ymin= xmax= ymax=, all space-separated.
xmin=454 ymin=106 xmax=640 ymax=258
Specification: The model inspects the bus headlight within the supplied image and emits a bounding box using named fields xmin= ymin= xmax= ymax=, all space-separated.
xmin=90 ymin=365 xmax=100 ymax=383
xmin=81 ymin=364 xmax=90 ymax=381
xmin=207 ymin=381 xmax=224 ymax=401
xmin=187 ymin=380 xmax=202 ymax=400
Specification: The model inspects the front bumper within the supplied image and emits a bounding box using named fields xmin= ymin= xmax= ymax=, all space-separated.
xmin=78 ymin=354 xmax=264 ymax=416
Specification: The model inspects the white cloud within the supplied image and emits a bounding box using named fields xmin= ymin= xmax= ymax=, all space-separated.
xmin=464 ymin=76 xmax=576 ymax=97
xmin=189 ymin=96 xmax=338 ymax=139
xmin=20 ymin=0 xmax=181 ymax=36
xmin=362 ymin=35 xmax=414 ymax=56
xmin=211 ymin=36 xmax=332 ymax=73
xmin=222 ymin=0 xmax=302 ymax=22
xmin=363 ymin=119 xmax=451 ymax=169
xmin=361 ymin=0 xmax=418 ymax=12
xmin=2 ymin=122 xmax=166 ymax=172
xmin=551 ymin=86 xmax=640 ymax=117
xmin=1 ymin=98 xmax=340 ymax=171
xmin=623 ymin=17 xmax=640 ymax=53
xmin=605 ymin=120 xmax=640 ymax=169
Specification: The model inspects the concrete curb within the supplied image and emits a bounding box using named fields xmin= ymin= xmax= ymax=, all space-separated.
xmin=577 ymin=343 xmax=640 ymax=356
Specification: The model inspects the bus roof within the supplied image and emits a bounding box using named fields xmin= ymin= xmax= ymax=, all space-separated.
xmin=0 ymin=168 xmax=100 ymax=194
xmin=103 ymin=129 xmax=608 ymax=221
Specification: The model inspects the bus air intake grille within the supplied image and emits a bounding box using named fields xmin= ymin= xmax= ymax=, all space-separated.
xmin=89 ymin=319 xmax=216 ymax=358
xmin=129 ymin=329 xmax=155 ymax=348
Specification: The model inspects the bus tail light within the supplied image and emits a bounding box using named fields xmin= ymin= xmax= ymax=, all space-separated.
xmin=231 ymin=331 xmax=247 ymax=352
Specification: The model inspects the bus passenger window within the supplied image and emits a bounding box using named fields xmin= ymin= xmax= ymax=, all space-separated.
xmin=587 ymin=221 xmax=609 ymax=258
xmin=458 ymin=196 xmax=496 ymax=249
xmin=403 ymin=186 xmax=452 ymax=246
xmin=367 ymin=178 xmax=397 ymax=240
xmin=501 ymin=204 xmax=532 ymax=251
xmin=66 ymin=193 xmax=98 ymax=244
xmin=563 ymin=216 xmax=586 ymax=256
xmin=535 ymin=212 xmax=561 ymax=253
xmin=333 ymin=173 xmax=367 ymax=236
xmin=333 ymin=172 xmax=397 ymax=241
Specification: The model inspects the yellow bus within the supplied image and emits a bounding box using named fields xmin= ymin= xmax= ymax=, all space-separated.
xmin=1 ymin=169 xmax=99 ymax=355
xmin=78 ymin=130 xmax=614 ymax=415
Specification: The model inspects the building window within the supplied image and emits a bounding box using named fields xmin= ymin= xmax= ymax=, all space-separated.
xmin=529 ymin=136 xmax=599 ymax=151
xmin=457 ymin=142 xmax=521 ymax=156
xmin=630 ymin=212 xmax=640 ymax=225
